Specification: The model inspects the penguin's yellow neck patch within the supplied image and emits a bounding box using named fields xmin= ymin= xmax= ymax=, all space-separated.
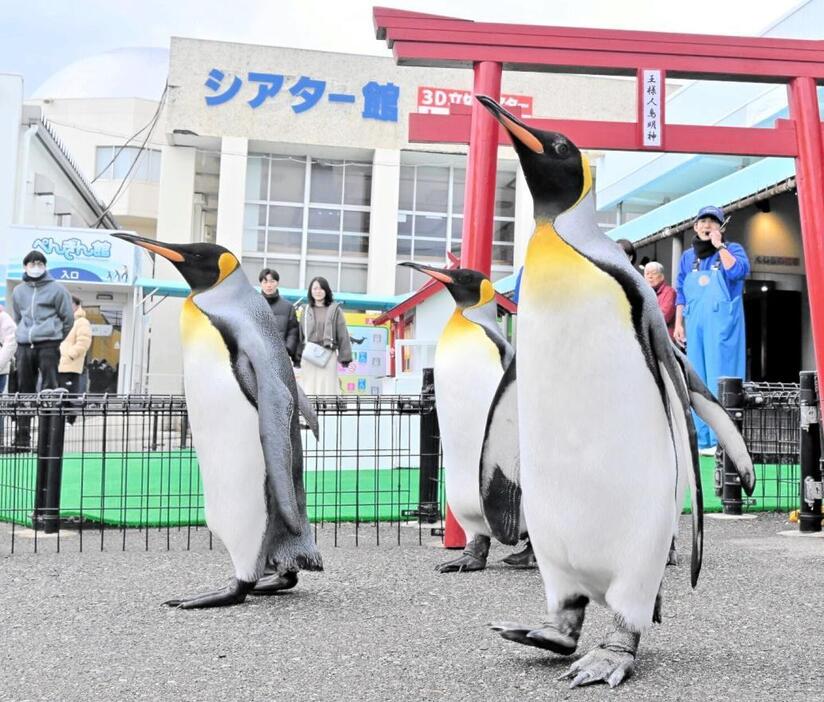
xmin=474 ymin=279 xmax=495 ymax=307
xmin=217 ymin=253 xmax=238 ymax=284
xmin=181 ymin=297 xmax=229 ymax=359
xmin=577 ymin=153 xmax=592 ymax=206
xmin=439 ymin=309 xmax=498 ymax=362
xmin=523 ymin=222 xmax=629 ymax=321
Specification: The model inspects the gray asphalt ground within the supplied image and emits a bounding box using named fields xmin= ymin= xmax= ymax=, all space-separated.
xmin=1 ymin=513 xmax=822 ymax=701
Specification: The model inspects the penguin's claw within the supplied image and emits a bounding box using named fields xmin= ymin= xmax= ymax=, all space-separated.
xmin=491 ymin=622 xmax=578 ymax=655
xmin=666 ymin=546 xmax=678 ymax=566
xmin=250 ymin=571 xmax=298 ymax=595
xmin=163 ymin=579 xmax=254 ymax=609
xmin=558 ymin=648 xmax=636 ymax=688
xmin=435 ymin=552 xmax=486 ymax=573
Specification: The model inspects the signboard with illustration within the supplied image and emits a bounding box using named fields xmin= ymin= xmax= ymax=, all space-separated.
xmin=338 ymin=320 xmax=389 ymax=395
xmin=3 ymin=225 xmax=140 ymax=289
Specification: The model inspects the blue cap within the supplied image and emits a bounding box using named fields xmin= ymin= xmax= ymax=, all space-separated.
xmin=694 ymin=205 xmax=725 ymax=224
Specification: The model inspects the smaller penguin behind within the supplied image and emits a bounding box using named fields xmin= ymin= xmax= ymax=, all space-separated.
xmin=399 ymin=262 xmax=533 ymax=572
xmin=112 ymin=232 xmax=322 ymax=608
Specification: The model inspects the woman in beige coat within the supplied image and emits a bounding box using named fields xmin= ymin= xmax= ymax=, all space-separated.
xmin=296 ymin=277 xmax=353 ymax=395
xmin=58 ymin=297 xmax=92 ymax=396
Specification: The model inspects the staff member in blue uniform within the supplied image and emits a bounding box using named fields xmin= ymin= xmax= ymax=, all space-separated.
xmin=674 ymin=205 xmax=750 ymax=452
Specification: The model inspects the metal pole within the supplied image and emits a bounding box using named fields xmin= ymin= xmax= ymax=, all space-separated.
xmin=460 ymin=60 xmax=503 ymax=276
xmin=42 ymin=390 xmax=67 ymax=534
xmin=33 ymin=398 xmax=50 ymax=527
xmin=799 ymin=371 xmax=822 ymax=533
xmin=417 ymin=368 xmax=440 ymax=524
xmin=788 ymin=78 xmax=824 ymax=385
xmin=718 ymin=377 xmax=745 ymax=515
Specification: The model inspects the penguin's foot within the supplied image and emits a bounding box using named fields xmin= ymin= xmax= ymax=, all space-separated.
xmin=558 ymin=617 xmax=639 ymax=689
xmin=490 ymin=622 xmax=579 ymax=655
xmin=435 ymin=551 xmax=487 ymax=573
xmin=163 ymin=578 xmax=254 ymax=609
xmin=250 ymin=570 xmax=299 ymax=596
xmin=501 ymin=539 xmax=537 ymax=568
xmin=666 ymin=536 xmax=678 ymax=566
xmin=436 ymin=534 xmax=490 ymax=574
xmin=492 ymin=595 xmax=588 ymax=656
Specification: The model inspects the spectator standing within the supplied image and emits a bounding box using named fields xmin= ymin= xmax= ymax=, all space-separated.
xmin=643 ymin=261 xmax=677 ymax=338
xmin=259 ymin=268 xmax=299 ymax=363
xmin=58 ymin=296 xmax=92 ymax=397
xmin=11 ymin=251 xmax=73 ymax=450
xmin=674 ymin=206 xmax=750 ymax=451
xmin=296 ymin=276 xmax=353 ymax=395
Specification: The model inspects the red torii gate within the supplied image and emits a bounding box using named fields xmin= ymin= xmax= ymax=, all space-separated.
xmin=374 ymin=7 xmax=824 ymax=545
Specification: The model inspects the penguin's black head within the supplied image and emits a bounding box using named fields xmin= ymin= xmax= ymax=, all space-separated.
xmin=398 ymin=262 xmax=494 ymax=309
xmin=110 ymin=232 xmax=240 ymax=293
xmin=476 ymin=95 xmax=590 ymax=221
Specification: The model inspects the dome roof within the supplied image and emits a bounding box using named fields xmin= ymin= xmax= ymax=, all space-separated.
xmin=32 ymin=47 xmax=168 ymax=101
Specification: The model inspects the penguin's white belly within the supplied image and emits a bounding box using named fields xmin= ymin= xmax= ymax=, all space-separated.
xmin=435 ymin=335 xmax=502 ymax=537
xmin=181 ymin=304 xmax=268 ymax=582
xmin=518 ymin=240 xmax=677 ymax=621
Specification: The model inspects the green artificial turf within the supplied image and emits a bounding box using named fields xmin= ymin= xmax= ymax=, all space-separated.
xmin=0 ymin=450 xmax=426 ymax=528
xmin=0 ymin=453 xmax=798 ymax=528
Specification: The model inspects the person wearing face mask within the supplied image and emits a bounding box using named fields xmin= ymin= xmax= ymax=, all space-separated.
xmin=10 ymin=250 xmax=73 ymax=451
xmin=674 ymin=206 xmax=750 ymax=452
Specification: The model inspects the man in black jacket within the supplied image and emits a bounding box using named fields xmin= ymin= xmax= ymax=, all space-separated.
xmin=259 ymin=268 xmax=299 ymax=364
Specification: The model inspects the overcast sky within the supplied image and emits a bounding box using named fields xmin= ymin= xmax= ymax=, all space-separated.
xmin=1 ymin=0 xmax=808 ymax=96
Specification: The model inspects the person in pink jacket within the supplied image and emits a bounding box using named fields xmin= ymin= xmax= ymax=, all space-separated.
xmin=0 ymin=306 xmax=18 ymax=449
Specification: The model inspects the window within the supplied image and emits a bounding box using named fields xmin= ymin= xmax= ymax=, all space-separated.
xmin=243 ymin=154 xmax=372 ymax=293
xmin=94 ymin=146 xmax=161 ymax=182
xmin=395 ymin=162 xmax=515 ymax=294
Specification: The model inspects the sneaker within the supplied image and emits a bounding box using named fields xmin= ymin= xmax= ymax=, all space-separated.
xmin=698 ymin=445 xmax=718 ymax=457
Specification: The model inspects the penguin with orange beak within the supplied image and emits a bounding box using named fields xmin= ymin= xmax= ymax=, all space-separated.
xmin=399 ymin=262 xmax=533 ymax=572
xmin=475 ymin=97 xmax=754 ymax=687
xmin=112 ymin=233 xmax=322 ymax=608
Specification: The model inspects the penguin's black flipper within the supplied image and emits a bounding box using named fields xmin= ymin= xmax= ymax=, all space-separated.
xmin=671 ymin=345 xmax=755 ymax=496
xmin=480 ymin=358 xmax=522 ymax=546
xmin=234 ymin=350 xmax=303 ymax=535
xmin=296 ymin=385 xmax=319 ymax=440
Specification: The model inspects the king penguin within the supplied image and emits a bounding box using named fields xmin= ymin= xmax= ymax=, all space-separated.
xmin=112 ymin=233 xmax=322 ymax=608
xmin=399 ymin=262 xmax=534 ymax=572
xmin=475 ymin=97 xmax=756 ymax=687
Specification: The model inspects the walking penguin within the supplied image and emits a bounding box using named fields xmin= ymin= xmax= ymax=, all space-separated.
xmin=475 ymin=96 xmax=755 ymax=687
xmin=399 ymin=262 xmax=534 ymax=572
xmin=112 ymin=233 xmax=322 ymax=608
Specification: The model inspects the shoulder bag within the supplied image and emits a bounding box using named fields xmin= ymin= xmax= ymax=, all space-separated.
xmin=301 ymin=307 xmax=334 ymax=368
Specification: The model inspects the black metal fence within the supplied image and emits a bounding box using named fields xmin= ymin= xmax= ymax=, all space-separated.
xmin=0 ymin=385 xmax=444 ymax=554
xmin=1 ymin=373 xmax=819 ymax=555
xmin=715 ymin=379 xmax=802 ymax=515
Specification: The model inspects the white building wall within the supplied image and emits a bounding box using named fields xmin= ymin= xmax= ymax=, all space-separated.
xmin=215 ymin=136 xmax=248 ymax=254
xmin=366 ymin=148 xmax=400 ymax=296
xmin=146 ymin=144 xmax=196 ymax=394
xmin=17 ymin=133 xmax=102 ymax=228
xmin=35 ymin=97 xmax=162 ymax=232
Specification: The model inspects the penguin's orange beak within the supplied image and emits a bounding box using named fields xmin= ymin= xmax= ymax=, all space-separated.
xmin=110 ymin=232 xmax=185 ymax=262
xmin=398 ymin=261 xmax=454 ymax=285
xmin=476 ymin=95 xmax=544 ymax=154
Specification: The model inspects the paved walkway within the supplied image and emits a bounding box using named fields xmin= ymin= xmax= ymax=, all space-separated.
xmin=1 ymin=513 xmax=822 ymax=701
